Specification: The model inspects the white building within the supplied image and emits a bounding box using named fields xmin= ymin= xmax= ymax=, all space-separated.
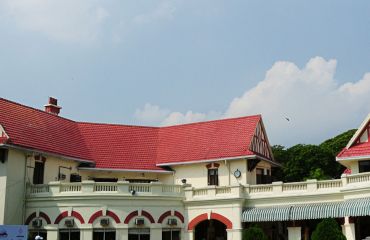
xmin=1 ymin=97 xmax=370 ymax=240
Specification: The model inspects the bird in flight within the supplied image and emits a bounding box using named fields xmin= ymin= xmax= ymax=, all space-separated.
xmin=285 ymin=117 xmax=290 ymax=121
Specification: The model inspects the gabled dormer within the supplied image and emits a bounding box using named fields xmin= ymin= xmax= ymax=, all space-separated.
xmin=337 ymin=114 xmax=370 ymax=174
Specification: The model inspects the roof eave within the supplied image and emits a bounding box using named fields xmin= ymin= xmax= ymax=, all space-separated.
xmin=0 ymin=143 xmax=94 ymax=164
xmin=78 ymin=167 xmax=173 ymax=174
xmin=336 ymin=155 xmax=370 ymax=162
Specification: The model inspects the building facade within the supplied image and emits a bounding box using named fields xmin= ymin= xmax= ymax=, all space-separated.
xmin=1 ymin=97 xmax=370 ymax=240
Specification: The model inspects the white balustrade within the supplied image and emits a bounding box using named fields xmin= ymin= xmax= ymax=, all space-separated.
xmin=282 ymin=182 xmax=307 ymax=192
xmin=249 ymin=185 xmax=273 ymax=193
xmin=317 ymin=179 xmax=342 ymax=189
xmin=94 ymin=183 xmax=117 ymax=192
xmin=347 ymin=172 xmax=370 ymax=184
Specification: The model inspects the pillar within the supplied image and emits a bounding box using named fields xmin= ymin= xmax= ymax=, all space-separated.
xmin=80 ymin=226 xmax=93 ymax=240
xmin=116 ymin=227 xmax=128 ymax=240
xmin=342 ymin=217 xmax=355 ymax=240
xmin=150 ymin=224 xmax=162 ymax=239
xmin=226 ymin=228 xmax=243 ymax=240
xmin=287 ymin=227 xmax=301 ymax=240
xmin=45 ymin=224 xmax=58 ymax=240
xmin=184 ymin=230 xmax=193 ymax=240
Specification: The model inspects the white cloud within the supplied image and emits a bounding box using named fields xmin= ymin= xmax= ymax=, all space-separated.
xmin=0 ymin=0 xmax=109 ymax=44
xmin=134 ymin=103 xmax=170 ymax=125
xmin=134 ymin=57 xmax=370 ymax=146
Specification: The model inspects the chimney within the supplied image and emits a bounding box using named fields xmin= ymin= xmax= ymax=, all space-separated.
xmin=44 ymin=97 xmax=62 ymax=115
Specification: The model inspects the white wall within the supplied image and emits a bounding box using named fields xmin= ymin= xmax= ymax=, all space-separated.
xmin=0 ymin=153 xmax=7 ymax=224
xmin=4 ymin=149 xmax=26 ymax=224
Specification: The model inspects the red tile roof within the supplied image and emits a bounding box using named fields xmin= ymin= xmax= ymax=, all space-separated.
xmin=337 ymin=142 xmax=370 ymax=159
xmin=0 ymin=98 xmax=270 ymax=170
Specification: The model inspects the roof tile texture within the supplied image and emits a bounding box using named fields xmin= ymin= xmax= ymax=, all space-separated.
xmin=0 ymin=98 xmax=263 ymax=170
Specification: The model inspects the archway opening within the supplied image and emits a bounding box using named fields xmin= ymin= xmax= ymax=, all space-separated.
xmin=194 ymin=219 xmax=227 ymax=240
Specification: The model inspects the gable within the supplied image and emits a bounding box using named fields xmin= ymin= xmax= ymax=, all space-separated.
xmin=249 ymin=120 xmax=273 ymax=161
xmin=0 ymin=124 xmax=9 ymax=143
xmin=346 ymin=114 xmax=370 ymax=149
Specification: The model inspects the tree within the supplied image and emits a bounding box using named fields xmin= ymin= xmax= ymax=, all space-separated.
xmin=271 ymin=129 xmax=356 ymax=182
xmin=311 ymin=218 xmax=346 ymax=240
xmin=242 ymin=224 xmax=268 ymax=240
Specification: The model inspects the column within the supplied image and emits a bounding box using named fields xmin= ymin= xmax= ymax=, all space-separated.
xmin=150 ymin=224 xmax=162 ymax=239
xmin=226 ymin=228 xmax=243 ymax=240
xmin=184 ymin=230 xmax=193 ymax=240
xmin=80 ymin=224 xmax=93 ymax=240
xmin=287 ymin=227 xmax=301 ymax=240
xmin=45 ymin=224 xmax=58 ymax=240
xmin=116 ymin=226 xmax=128 ymax=240
xmin=342 ymin=217 xmax=355 ymax=240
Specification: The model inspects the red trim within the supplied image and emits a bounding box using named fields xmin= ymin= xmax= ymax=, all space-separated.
xmin=188 ymin=213 xmax=208 ymax=230
xmin=158 ymin=211 xmax=172 ymax=223
xmin=210 ymin=212 xmax=233 ymax=229
xmin=88 ymin=210 xmax=103 ymax=224
xmin=174 ymin=211 xmax=185 ymax=223
xmin=124 ymin=210 xmax=138 ymax=224
xmin=25 ymin=212 xmax=37 ymax=225
xmin=39 ymin=212 xmax=51 ymax=224
xmin=107 ymin=210 xmax=121 ymax=224
xmin=71 ymin=210 xmax=85 ymax=224
xmin=54 ymin=211 xmax=69 ymax=224
xmin=142 ymin=210 xmax=155 ymax=223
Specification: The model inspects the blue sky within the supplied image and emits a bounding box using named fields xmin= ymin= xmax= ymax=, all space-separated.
xmin=0 ymin=0 xmax=369 ymax=146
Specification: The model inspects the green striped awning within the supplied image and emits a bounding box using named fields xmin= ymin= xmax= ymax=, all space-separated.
xmin=341 ymin=198 xmax=370 ymax=217
xmin=242 ymin=202 xmax=342 ymax=222
xmin=290 ymin=202 xmax=342 ymax=220
xmin=242 ymin=206 xmax=292 ymax=222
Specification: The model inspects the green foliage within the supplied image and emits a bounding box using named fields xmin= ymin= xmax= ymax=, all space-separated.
xmin=242 ymin=225 xmax=268 ymax=240
xmin=311 ymin=218 xmax=346 ymax=240
xmin=271 ymin=129 xmax=356 ymax=182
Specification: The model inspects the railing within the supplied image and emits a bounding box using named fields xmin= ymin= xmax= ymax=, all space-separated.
xmin=27 ymin=181 xmax=184 ymax=198
xmin=282 ymin=182 xmax=307 ymax=192
xmin=317 ymin=179 xmax=342 ymax=189
xmin=347 ymin=172 xmax=370 ymax=184
xmin=27 ymin=172 xmax=370 ymax=201
xmin=249 ymin=185 xmax=273 ymax=193
xmin=60 ymin=183 xmax=82 ymax=192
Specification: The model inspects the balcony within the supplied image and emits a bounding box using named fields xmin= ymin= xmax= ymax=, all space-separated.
xmin=27 ymin=181 xmax=185 ymax=199
xmin=26 ymin=172 xmax=370 ymax=204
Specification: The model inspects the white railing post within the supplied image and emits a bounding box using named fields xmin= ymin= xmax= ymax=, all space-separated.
xmin=150 ymin=182 xmax=163 ymax=195
xmin=306 ymin=179 xmax=317 ymax=192
xmin=184 ymin=187 xmax=194 ymax=200
xmin=341 ymin=174 xmax=348 ymax=186
xmin=230 ymin=185 xmax=243 ymax=197
xmin=81 ymin=180 xmax=95 ymax=193
xmin=117 ymin=181 xmax=130 ymax=194
xmin=272 ymin=181 xmax=283 ymax=193
xmin=208 ymin=186 xmax=216 ymax=197
xmin=49 ymin=181 xmax=60 ymax=195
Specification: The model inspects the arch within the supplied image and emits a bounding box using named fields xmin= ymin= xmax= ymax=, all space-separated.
xmin=54 ymin=211 xmax=69 ymax=224
xmin=174 ymin=211 xmax=185 ymax=223
xmin=188 ymin=213 xmax=233 ymax=230
xmin=25 ymin=212 xmax=36 ymax=225
xmin=141 ymin=210 xmax=155 ymax=224
xmin=124 ymin=210 xmax=138 ymax=224
xmin=88 ymin=210 xmax=103 ymax=224
xmin=71 ymin=210 xmax=85 ymax=224
xmin=107 ymin=210 xmax=121 ymax=224
xmin=158 ymin=211 xmax=172 ymax=223
xmin=188 ymin=213 xmax=208 ymax=230
xmin=39 ymin=212 xmax=52 ymax=224
xmin=210 ymin=212 xmax=232 ymax=229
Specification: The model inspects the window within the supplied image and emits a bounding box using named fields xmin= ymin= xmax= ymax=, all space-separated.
xmin=359 ymin=160 xmax=370 ymax=173
xmin=59 ymin=229 xmax=80 ymax=240
xmin=128 ymin=228 xmax=150 ymax=240
xmin=208 ymin=169 xmax=219 ymax=186
xmin=256 ymin=168 xmax=272 ymax=184
xmin=162 ymin=229 xmax=180 ymax=240
xmin=93 ymin=229 xmax=116 ymax=240
xmin=33 ymin=161 xmax=45 ymax=184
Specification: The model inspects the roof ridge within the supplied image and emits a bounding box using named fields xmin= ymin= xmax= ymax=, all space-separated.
xmin=77 ymin=121 xmax=159 ymax=129
xmin=160 ymin=114 xmax=261 ymax=129
xmin=0 ymin=97 xmax=76 ymax=123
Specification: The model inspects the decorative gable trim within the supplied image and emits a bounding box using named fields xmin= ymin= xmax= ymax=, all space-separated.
xmin=249 ymin=119 xmax=274 ymax=161
xmin=0 ymin=124 xmax=9 ymax=143
xmin=346 ymin=114 xmax=370 ymax=149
